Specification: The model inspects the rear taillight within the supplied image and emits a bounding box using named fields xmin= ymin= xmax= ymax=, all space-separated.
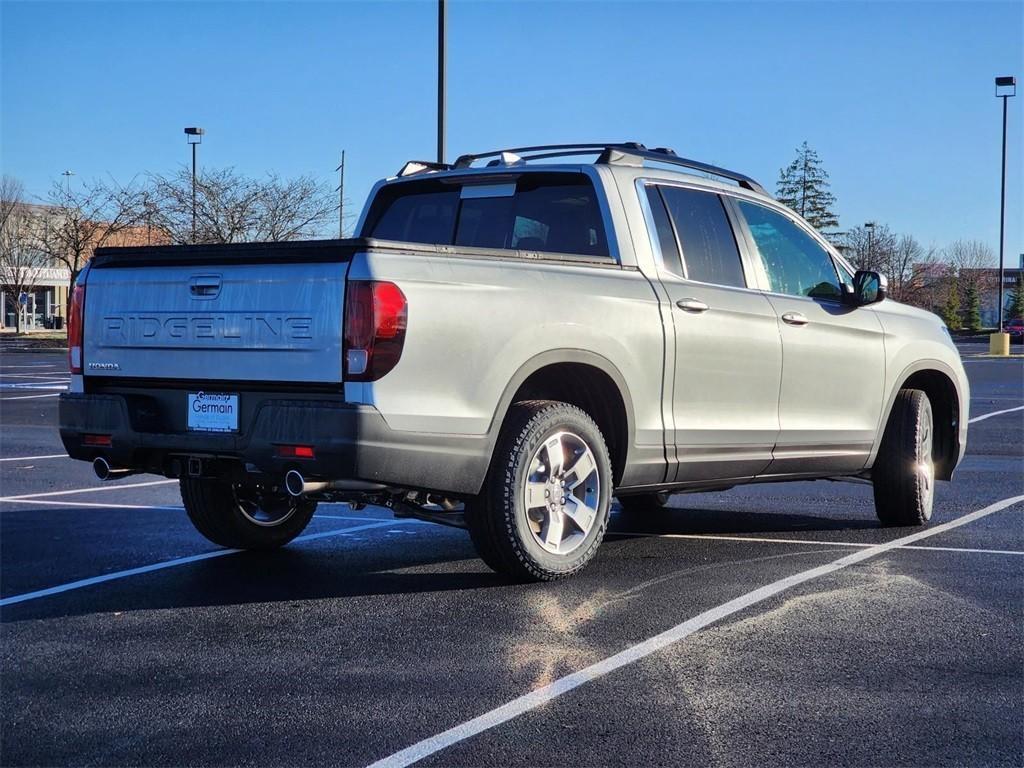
xmin=68 ymin=281 xmax=86 ymax=374
xmin=343 ymin=281 xmax=407 ymax=381
xmin=275 ymin=445 xmax=315 ymax=459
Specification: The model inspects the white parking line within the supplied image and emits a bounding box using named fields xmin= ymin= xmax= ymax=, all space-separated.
xmin=0 ymin=479 xmax=177 ymax=501
xmin=0 ymin=393 xmax=61 ymax=401
xmin=968 ymin=405 xmax=1024 ymax=424
xmin=0 ymin=500 xmax=386 ymax=522
xmin=611 ymin=531 xmax=1024 ymax=556
xmin=366 ymin=493 xmax=1024 ymax=768
xmin=0 ymin=519 xmax=421 ymax=608
xmin=0 ymin=453 xmax=67 ymax=463
xmin=0 ymin=376 xmax=69 ymax=382
xmin=0 ymin=498 xmax=182 ymax=510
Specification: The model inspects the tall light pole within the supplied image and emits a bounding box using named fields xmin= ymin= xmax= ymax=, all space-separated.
xmin=994 ymin=76 xmax=1016 ymax=335
xmin=864 ymin=221 xmax=876 ymax=266
xmin=437 ymin=0 xmax=446 ymax=164
xmin=336 ymin=150 xmax=346 ymax=238
xmin=61 ymin=170 xmax=74 ymax=195
xmin=184 ymin=127 xmax=205 ymax=243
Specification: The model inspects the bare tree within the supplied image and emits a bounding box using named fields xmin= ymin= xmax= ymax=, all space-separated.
xmin=147 ymin=166 xmax=337 ymax=245
xmin=844 ymin=223 xmax=898 ymax=274
xmin=942 ymin=239 xmax=997 ymax=300
xmin=843 ymin=224 xmax=941 ymax=308
xmin=33 ymin=177 xmax=143 ymax=315
xmin=888 ymin=235 xmax=938 ymax=304
xmin=0 ymin=176 xmax=47 ymax=333
xmin=943 ymin=239 xmax=996 ymax=271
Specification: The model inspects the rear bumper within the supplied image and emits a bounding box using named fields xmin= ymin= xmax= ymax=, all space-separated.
xmin=58 ymin=393 xmax=489 ymax=496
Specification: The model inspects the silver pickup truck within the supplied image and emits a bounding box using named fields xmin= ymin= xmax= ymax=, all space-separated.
xmin=59 ymin=142 xmax=969 ymax=581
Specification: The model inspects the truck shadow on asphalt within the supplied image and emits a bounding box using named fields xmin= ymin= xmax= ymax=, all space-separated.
xmin=1 ymin=505 xmax=883 ymax=623
xmin=608 ymin=503 xmax=880 ymax=536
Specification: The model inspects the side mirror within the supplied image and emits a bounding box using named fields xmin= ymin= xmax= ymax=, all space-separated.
xmin=844 ymin=270 xmax=887 ymax=306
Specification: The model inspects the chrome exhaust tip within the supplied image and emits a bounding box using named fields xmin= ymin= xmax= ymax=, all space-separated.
xmin=93 ymin=457 xmax=135 ymax=481
xmin=284 ymin=469 xmax=307 ymax=497
xmin=93 ymin=457 xmax=112 ymax=480
xmin=284 ymin=470 xmax=388 ymax=497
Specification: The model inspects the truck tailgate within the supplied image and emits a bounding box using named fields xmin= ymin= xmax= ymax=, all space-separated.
xmin=83 ymin=260 xmax=348 ymax=384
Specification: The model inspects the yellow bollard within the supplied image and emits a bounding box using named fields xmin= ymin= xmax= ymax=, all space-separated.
xmin=988 ymin=332 xmax=1010 ymax=356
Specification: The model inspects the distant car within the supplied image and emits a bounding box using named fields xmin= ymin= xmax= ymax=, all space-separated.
xmin=1006 ymin=318 xmax=1024 ymax=340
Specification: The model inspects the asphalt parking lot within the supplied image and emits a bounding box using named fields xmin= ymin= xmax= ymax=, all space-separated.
xmin=1 ymin=348 xmax=1022 ymax=767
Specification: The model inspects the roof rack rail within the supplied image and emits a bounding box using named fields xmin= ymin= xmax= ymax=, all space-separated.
xmin=400 ymin=142 xmax=768 ymax=195
xmin=595 ymin=145 xmax=768 ymax=195
xmin=452 ymin=142 xmax=645 ymax=168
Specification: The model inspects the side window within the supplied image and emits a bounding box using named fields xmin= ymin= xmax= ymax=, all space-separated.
xmin=644 ymin=186 xmax=684 ymax=275
xmin=658 ymin=186 xmax=746 ymax=288
xmin=737 ymin=201 xmax=842 ymax=299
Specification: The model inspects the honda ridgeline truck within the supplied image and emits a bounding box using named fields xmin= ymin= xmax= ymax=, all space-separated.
xmin=59 ymin=142 xmax=969 ymax=581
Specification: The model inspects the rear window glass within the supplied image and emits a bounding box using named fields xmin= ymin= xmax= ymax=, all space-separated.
xmin=369 ymin=188 xmax=458 ymax=244
xmin=366 ymin=173 xmax=609 ymax=258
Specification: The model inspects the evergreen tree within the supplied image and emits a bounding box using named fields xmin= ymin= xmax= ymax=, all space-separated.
xmin=940 ymin=277 xmax=961 ymax=329
xmin=776 ymin=141 xmax=839 ymax=232
xmin=962 ymin=282 xmax=982 ymax=331
xmin=1008 ymin=275 xmax=1024 ymax=320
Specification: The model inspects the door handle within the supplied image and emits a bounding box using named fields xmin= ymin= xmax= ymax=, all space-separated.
xmin=781 ymin=312 xmax=809 ymax=326
xmin=676 ymin=298 xmax=709 ymax=313
xmin=189 ymin=275 xmax=222 ymax=299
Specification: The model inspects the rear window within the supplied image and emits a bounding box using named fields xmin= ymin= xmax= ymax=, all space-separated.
xmin=369 ymin=187 xmax=459 ymax=244
xmin=365 ymin=173 xmax=609 ymax=259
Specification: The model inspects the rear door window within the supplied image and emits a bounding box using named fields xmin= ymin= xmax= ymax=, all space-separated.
xmin=367 ymin=173 xmax=609 ymax=259
xmin=655 ymin=186 xmax=746 ymax=288
xmin=644 ymin=186 xmax=684 ymax=275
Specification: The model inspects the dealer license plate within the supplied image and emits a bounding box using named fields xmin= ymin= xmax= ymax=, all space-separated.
xmin=187 ymin=392 xmax=239 ymax=433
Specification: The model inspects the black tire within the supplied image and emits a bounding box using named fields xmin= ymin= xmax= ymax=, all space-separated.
xmin=180 ymin=478 xmax=317 ymax=549
xmin=617 ymin=491 xmax=671 ymax=516
xmin=466 ymin=400 xmax=612 ymax=582
xmin=872 ymin=388 xmax=935 ymax=526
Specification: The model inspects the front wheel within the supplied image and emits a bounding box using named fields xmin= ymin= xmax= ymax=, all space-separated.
xmin=180 ymin=478 xmax=317 ymax=549
xmin=872 ymin=388 xmax=935 ymax=526
xmin=466 ymin=400 xmax=612 ymax=581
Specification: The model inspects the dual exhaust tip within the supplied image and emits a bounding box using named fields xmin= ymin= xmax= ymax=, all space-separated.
xmin=93 ymin=459 xmax=377 ymax=498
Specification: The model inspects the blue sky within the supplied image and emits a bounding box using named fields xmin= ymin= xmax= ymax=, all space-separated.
xmin=2 ymin=0 xmax=1021 ymax=263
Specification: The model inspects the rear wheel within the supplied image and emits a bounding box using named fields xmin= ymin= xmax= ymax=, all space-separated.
xmin=466 ymin=400 xmax=612 ymax=582
xmin=180 ymin=477 xmax=317 ymax=549
xmin=872 ymin=388 xmax=934 ymax=526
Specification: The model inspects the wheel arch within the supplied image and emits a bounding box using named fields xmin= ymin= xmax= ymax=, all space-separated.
xmin=873 ymin=361 xmax=963 ymax=481
xmin=485 ymin=351 xmax=635 ymax=486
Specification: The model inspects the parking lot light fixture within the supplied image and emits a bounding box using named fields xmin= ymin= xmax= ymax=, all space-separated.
xmin=184 ymin=127 xmax=205 ymax=243
xmin=864 ymin=221 xmax=876 ymax=265
xmin=991 ymin=76 xmax=1015 ymax=355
